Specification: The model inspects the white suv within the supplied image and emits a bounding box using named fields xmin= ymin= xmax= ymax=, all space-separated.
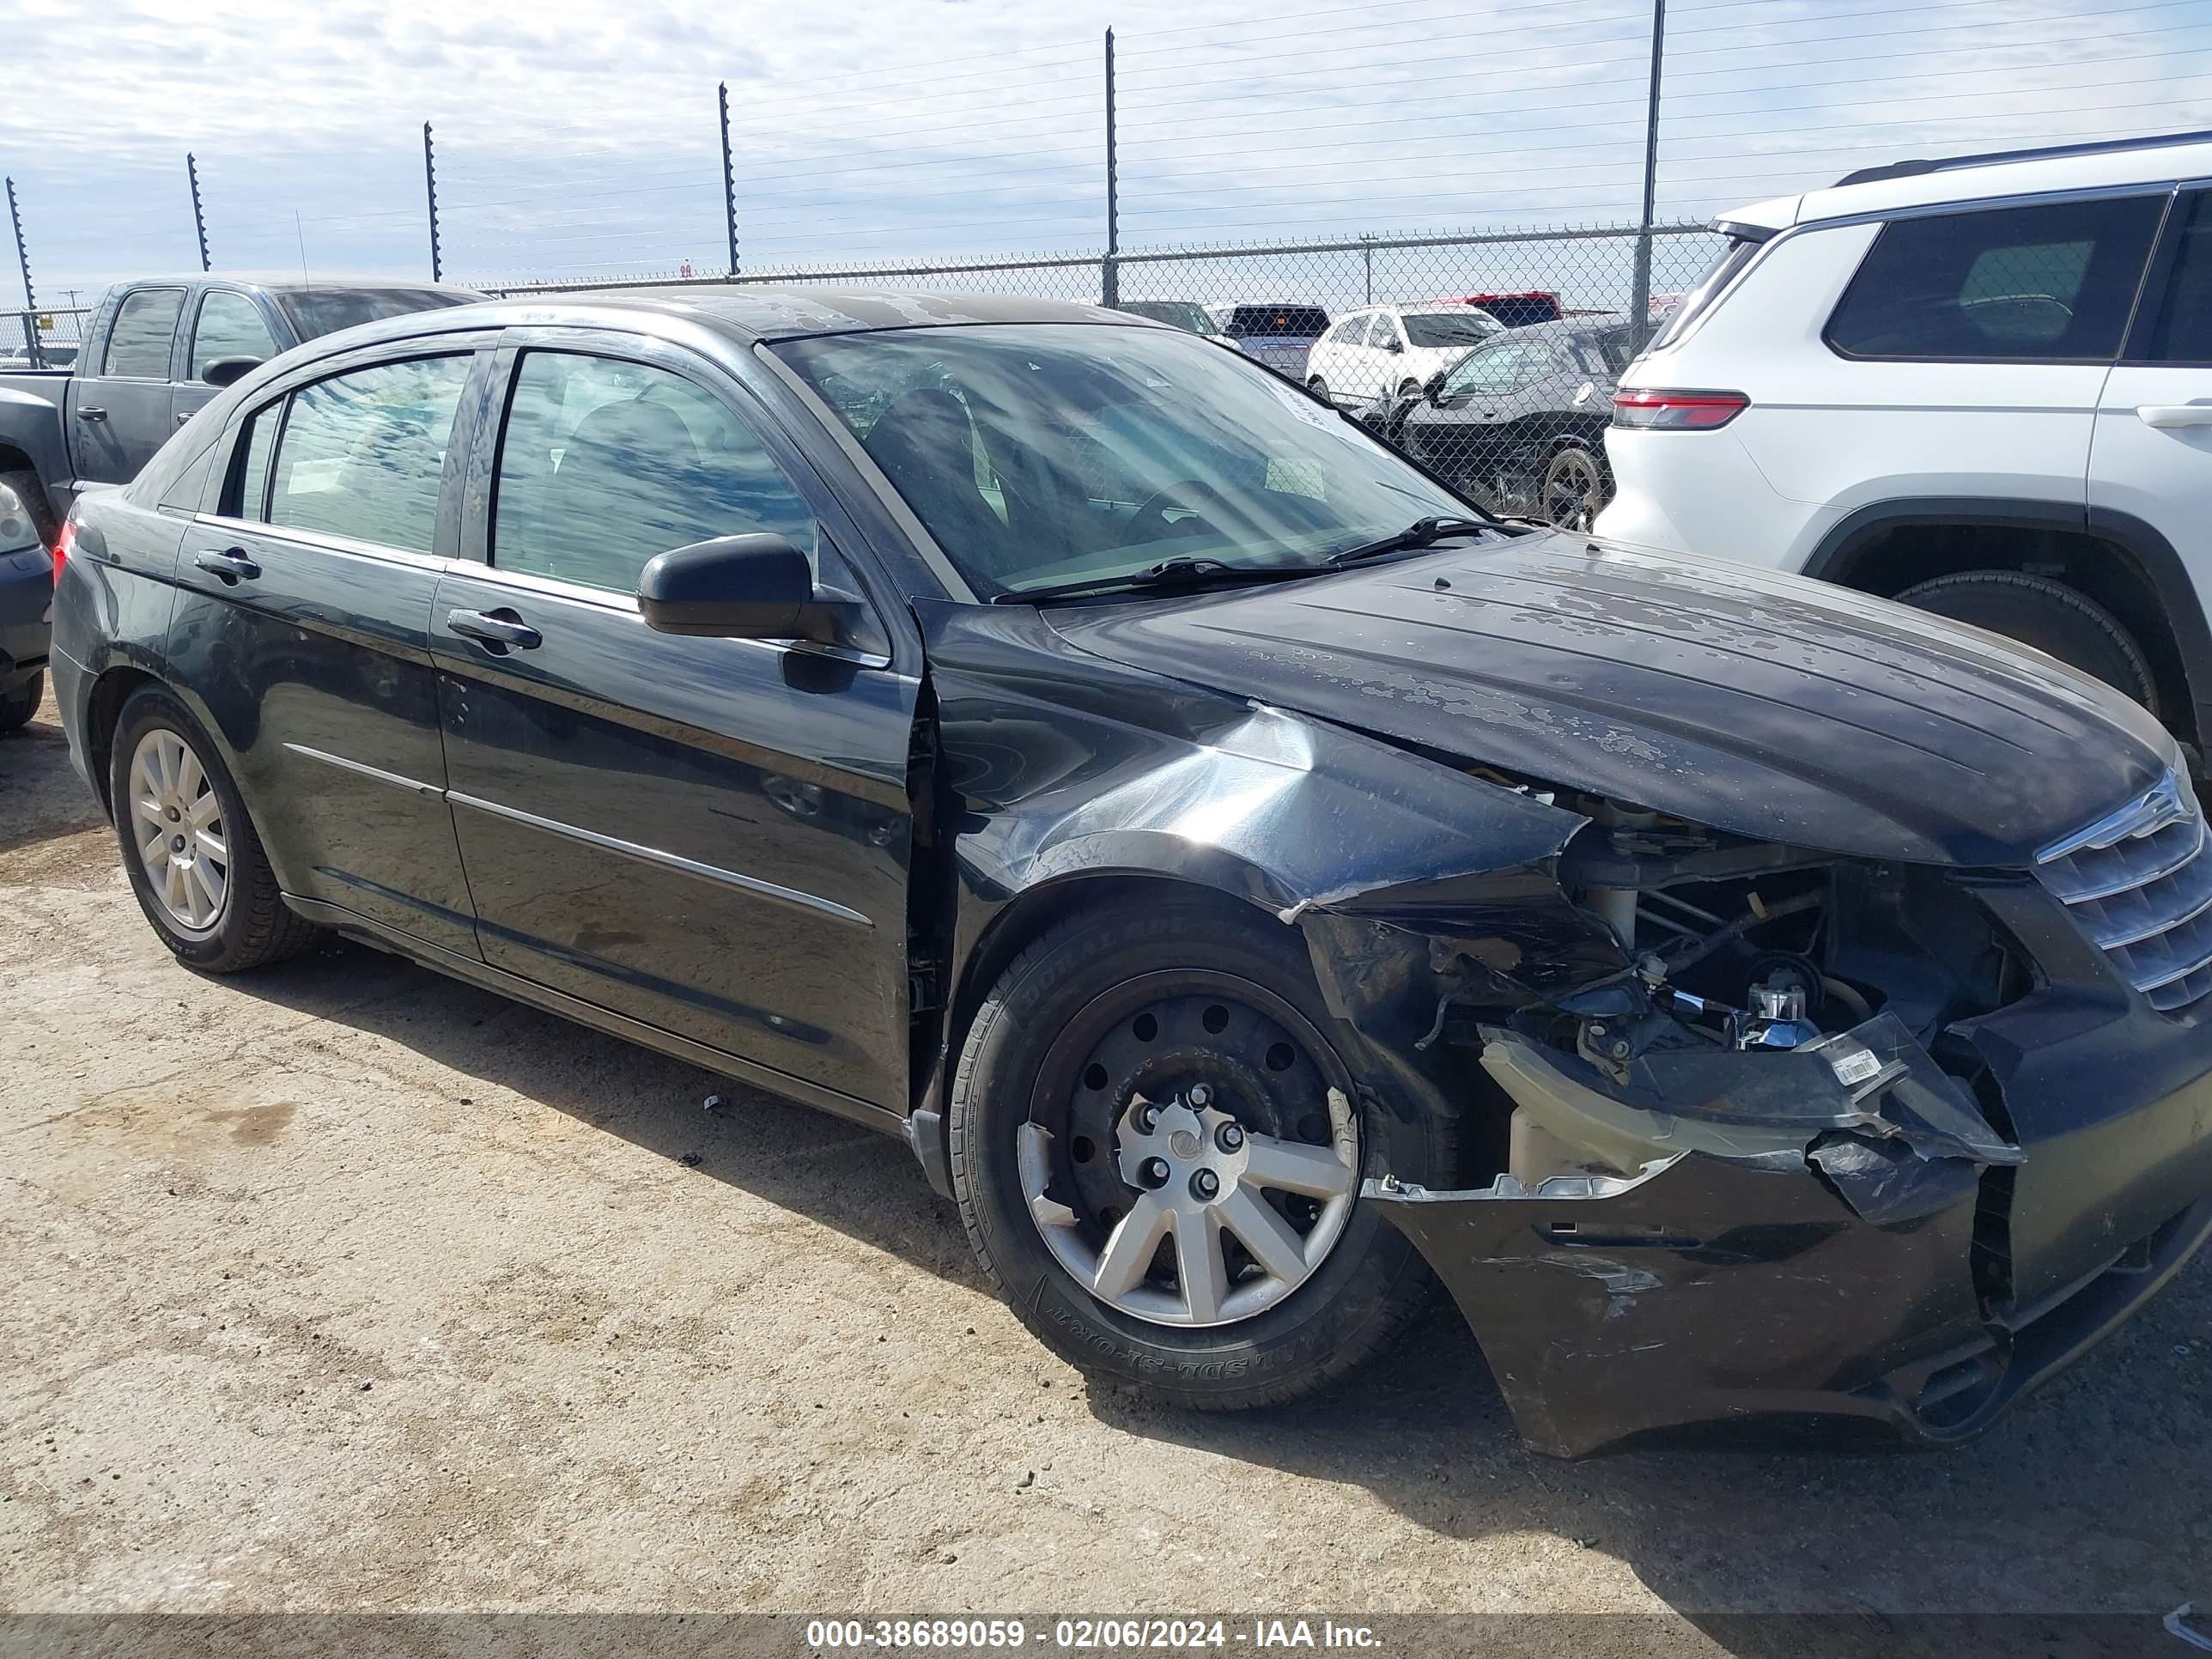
xmin=1597 ymin=130 xmax=2212 ymax=757
xmin=1303 ymin=303 xmax=1503 ymax=407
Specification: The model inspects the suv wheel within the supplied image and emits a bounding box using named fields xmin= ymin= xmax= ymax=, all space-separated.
xmin=1540 ymin=445 xmax=1611 ymax=532
xmin=109 ymin=686 xmax=324 ymax=972
xmin=950 ymin=895 xmax=1452 ymax=1409
xmin=1895 ymin=570 xmax=2158 ymax=714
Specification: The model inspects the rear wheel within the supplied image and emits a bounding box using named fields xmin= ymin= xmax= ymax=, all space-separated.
xmin=1540 ymin=444 xmax=1611 ymax=532
xmin=1306 ymin=375 xmax=1330 ymax=404
xmin=950 ymin=894 xmax=1451 ymax=1409
xmin=109 ymin=686 xmax=324 ymax=972
xmin=1895 ymin=570 xmax=2157 ymax=714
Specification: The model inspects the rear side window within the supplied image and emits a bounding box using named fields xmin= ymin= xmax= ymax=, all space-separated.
xmin=226 ymin=403 xmax=281 ymax=520
xmin=102 ymin=289 xmax=185 ymax=379
xmin=2142 ymin=188 xmax=2212 ymax=363
xmin=1826 ymin=196 xmax=2164 ymax=362
xmin=489 ymin=349 xmax=817 ymax=593
xmin=265 ymin=356 xmax=471 ymax=553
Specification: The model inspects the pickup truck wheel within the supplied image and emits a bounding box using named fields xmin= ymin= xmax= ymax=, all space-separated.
xmin=1895 ymin=570 xmax=2157 ymax=714
xmin=109 ymin=686 xmax=324 ymax=972
xmin=1 ymin=468 xmax=58 ymax=550
xmin=0 ymin=670 xmax=40 ymax=732
xmin=950 ymin=896 xmax=1450 ymax=1409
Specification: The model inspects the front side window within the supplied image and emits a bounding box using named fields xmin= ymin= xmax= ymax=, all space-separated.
xmin=2143 ymin=188 xmax=2212 ymax=363
xmin=191 ymin=292 xmax=279 ymax=381
xmin=1825 ymin=195 xmax=2164 ymax=362
xmin=1369 ymin=313 xmax=1403 ymax=349
xmin=103 ymin=288 xmax=186 ymax=379
xmin=490 ymin=350 xmax=817 ymax=593
xmin=265 ymin=355 xmax=471 ymax=553
xmin=777 ymin=323 xmax=1472 ymax=599
xmin=1403 ymin=310 xmax=1500 ymax=349
xmin=1443 ymin=338 xmax=1545 ymax=397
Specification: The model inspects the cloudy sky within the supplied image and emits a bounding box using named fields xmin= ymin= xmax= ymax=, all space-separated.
xmin=3 ymin=0 xmax=2208 ymax=308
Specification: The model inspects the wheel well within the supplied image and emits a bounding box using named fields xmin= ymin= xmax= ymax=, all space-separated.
xmin=84 ymin=666 xmax=156 ymax=814
xmin=1826 ymin=520 xmax=2198 ymax=745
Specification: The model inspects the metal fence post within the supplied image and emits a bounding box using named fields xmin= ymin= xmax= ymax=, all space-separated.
xmin=187 ymin=153 xmax=210 ymax=272
xmin=719 ymin=82 xmax=739 ymax=279
xmin=1360 ymin=234 xmax=1374 ymax=303
xmin=422 ymin=123 xmax=443 ymax=283
xmin=6 ymin=177 xmax=37 ymax=368
xmin=1630 ymin=0 xmax=1667 ymax=345
xmin=1102 ymin=27 xmax=1119 ymax=308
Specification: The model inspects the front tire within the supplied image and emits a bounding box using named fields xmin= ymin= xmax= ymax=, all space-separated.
xmin=950 ymin=894 xmax=1452 ymax=1409
xmin=1895 ymin=570 xmax=2157 ymax=714
xmin=109 ymin=686 xmax=324 ymax=973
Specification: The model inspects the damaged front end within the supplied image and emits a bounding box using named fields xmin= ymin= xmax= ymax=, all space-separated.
xmin=1296 ymin=793 xmax=2212 ymax=1458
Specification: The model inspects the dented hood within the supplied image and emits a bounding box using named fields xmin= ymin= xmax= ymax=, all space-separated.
xmin=1047 ymin=530 xmax=2175 ymax=866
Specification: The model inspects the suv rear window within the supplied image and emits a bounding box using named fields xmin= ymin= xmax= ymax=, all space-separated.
xmin=1825 ymin=195 xmax=2164 ymax=362
xmin=1226 ymin=306 xmax=1329 ymax=338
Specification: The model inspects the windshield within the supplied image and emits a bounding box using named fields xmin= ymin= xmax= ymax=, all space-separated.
xmin=1402 ymin=310 xmax=1501 ymax=348
xmin=277 ymin=287 xmax=478 ymax=341
xmin=1117 ymin=301 xmax=1220 ymax=336
xmin=778 ymin=323 xmax=1475 ymax=599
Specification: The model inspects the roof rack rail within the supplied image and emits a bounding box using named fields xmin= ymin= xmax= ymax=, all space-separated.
xmin=1835 ymin=127 xmax=2212 ymax=190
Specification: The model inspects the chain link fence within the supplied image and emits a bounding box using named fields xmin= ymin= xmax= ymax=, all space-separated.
xmin=2 ymin=307 xmax=94 ymax=371
xmin=483 ymin=220 xmax=1724 ymax=527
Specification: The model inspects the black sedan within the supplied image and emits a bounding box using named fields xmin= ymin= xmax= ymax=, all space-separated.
xmin=1358 ymin=316 xmax=1637 ymax=529
xmin=48 ymin=289 xmax=2212 ymax=1457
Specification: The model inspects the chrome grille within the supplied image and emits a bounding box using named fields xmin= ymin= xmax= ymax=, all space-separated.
xmin=2037 ymin=771 xmax=2212 ymax=1012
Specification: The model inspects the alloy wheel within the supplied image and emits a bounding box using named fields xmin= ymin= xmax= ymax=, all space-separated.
xmin=127 ymin=726 xmax=229 ymax=934
xmin=1542 ymin=447 xmax=1604 ymax=531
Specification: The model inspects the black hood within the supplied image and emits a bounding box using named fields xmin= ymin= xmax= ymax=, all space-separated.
xmin=1046 ymin=531 xmax=2175 ymax=866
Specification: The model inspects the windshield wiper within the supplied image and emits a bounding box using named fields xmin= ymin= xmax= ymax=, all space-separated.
xmin=993 ymin=555 xmax=1326 ymax=605
xmin=1322 ymin=515 xmax=1493 ymax=567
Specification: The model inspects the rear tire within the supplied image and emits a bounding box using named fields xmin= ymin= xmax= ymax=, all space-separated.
xmin=1895 ymin=570 xmax=2157 ymax=714
xmin=949 ymin=893 xmax=1452 ymax=1410
xmin=1306 ymin=375 xmax=1330 ymax=404
xmin=0 ymin=670 xmax=40 ymax=733
xmin=1540 ymin=444 xmax=1611 ymax=532
xmin=109 ymin=685 xmax=324 ymax=973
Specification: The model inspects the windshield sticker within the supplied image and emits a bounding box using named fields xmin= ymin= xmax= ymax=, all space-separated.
xmin=1271 ymin=380 xmax=1339 ymax=430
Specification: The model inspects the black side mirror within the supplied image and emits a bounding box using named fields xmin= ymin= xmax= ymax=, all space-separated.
xmin=637 ymin=533 xmax=857 ymax=644
xmin=202 ymin=356 xmax=263 ymax=388
xmin=1423 ymin=370 xmax=1448 ymax=401
xmin=1384 ymin=337 xmax=1404 ymax=354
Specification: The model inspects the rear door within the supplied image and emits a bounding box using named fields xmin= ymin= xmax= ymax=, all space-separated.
xmin=432 ymin=329 xmax=918 ymax=1112
xmin=2092 ymin=186 xmax=2212 ymax=599
xmin=176 ymin=288 xmax=283 ymax=428
xmin=167 ymin=337 xmax=492 ymax=959
xmin=73 ymin=285 xmax=189 ymax=486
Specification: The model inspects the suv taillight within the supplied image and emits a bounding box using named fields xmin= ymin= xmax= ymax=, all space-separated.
xmin=52 ymin=515 xmax=77 ymax=586
xmin=1611 ymin=389 xmax=1749 ymax=430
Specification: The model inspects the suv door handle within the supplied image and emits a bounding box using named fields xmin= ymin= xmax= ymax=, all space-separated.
xmin=175 ymin=412 xmax=194 ymax=426
xmin=191 ymin=547 xmax=261 ymax=584
xmin=77 ymin=406 xmax=108 ymax=422
xmin=446 ymin=607 xmax=542 ymax=652
xmin=2136 ymin=404 xmax=2212 ymax=429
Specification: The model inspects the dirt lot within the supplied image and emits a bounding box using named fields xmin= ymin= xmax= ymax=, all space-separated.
xmin=3 ymin=684 xmax=2208 ymax=1644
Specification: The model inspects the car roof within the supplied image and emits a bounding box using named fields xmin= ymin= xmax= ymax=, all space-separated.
xmin=1720 ymin=128 xmax=2212 ymax=233
xmin=102 ymin=272 xmax=477 ymax=294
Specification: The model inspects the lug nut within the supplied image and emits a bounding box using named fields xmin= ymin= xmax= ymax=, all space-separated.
xmin=1139 ymin=1158 xmax=1170 ymax=1188
xmin=1190 ymin=1169 xmax=1220 ymax=1200
xmin=1216 ymin=1121 xmax=1245 ymax=1152
xmin=1135 ymin=1103 xmax=1159 ymax=1133
xmin=1188 ymin=1084 xmax=1212 ymax=1108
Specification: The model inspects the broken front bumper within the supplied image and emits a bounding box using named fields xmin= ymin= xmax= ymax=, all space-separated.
xmin=1369 ymin=996 xmax=2212 ymax=1458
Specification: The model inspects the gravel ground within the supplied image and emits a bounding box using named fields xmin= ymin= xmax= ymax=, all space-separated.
xmin=3 ymin=684 xmax=2208 ymax=1647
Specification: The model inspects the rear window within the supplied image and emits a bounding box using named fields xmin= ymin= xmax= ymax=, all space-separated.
xmin=1468 ymin=295 xmax=1562 ymax=328
xmin=1402 ymin=311 xmax=1501 ymax=349
xmin=1646 ymin=238 xmax=1759 ymax=353
xmin=1226 ymin=306 xmax=1330 ymax=338
xmin=276 ymin=288 xmax=477 ymax=342
xmin=1825 ymin=195 xmax=2164 ymax=362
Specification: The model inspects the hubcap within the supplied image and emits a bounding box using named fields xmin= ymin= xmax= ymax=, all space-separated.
xmin=1017 ymin=979 xmax=1362 ymax=1329
xmin=127 ymin=727 xmax=228 ymax=934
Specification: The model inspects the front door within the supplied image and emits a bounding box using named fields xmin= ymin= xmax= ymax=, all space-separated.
xmin=432 ymin=334 xmax=918 ymax=1111
xmin=74 ymin=285 xmax=188 ymax=487
xmin=167 ymin=343 xmax=489 ymax=959
xmin=175 ymin=288 xmax=283 ymax=429
xmin=2093 ymin=187 xmax=2212 ymax=605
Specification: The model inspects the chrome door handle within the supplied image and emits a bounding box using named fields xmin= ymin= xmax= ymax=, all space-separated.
xmin=175 ymin=411 xmax=193 ymax=426
xmin=191 ymin=547 xmax=260 ymax=583
xmin=77 ymin=406 xmax=108 ymax=422
xmin=446 ymin=607 xmax=542 ymax=652
xmin=2136 ymin=404 xmax=2212 ymax=429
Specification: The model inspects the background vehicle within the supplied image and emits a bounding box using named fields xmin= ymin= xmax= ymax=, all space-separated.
xmin=1358 ymin=316 xmax=1636 ymax=527
xmin=0 ymin=474 xmax=47 ymax=730
xmin=1459 ymin=290 xmax=1563 ymax=327
xmin=50 ymin=289 xmax=2212 ymax=1459
xmin=1113 ymin=299 xmax=1224 ymax=337
xmin=1201 ymin=301 xmax=1332 ymax=378
xmin=0 ymin=273 xmax=478 ymax=543
xmin=1303 ymin=302 xmax=1502 ymax=406
xmin=1597 ymin=129 xmax=2212 ymax=761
